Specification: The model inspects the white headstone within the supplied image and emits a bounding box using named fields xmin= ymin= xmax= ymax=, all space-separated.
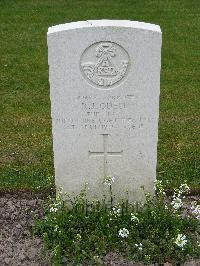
xmin=48 ymin=20 xmax=162 ymax=202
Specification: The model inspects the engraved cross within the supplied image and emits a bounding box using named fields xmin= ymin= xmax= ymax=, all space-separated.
xmin=88 ymin=134 xmax=123 ymax=178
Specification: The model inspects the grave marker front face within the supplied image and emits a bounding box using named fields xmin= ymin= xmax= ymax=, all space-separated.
xmin=48 ymin=20 xmax=162 ymax=202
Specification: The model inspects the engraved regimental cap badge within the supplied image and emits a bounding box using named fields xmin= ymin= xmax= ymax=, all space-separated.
xmin=80 ymin=41 xmax=129 ymax=88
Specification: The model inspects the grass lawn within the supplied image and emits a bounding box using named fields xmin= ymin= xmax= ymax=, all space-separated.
xmin=0 ymin=0 xmax=199 ymax=192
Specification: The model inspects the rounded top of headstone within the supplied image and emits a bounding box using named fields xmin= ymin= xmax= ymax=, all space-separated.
xmin=47 ymin=20 xmax=161 ymax=35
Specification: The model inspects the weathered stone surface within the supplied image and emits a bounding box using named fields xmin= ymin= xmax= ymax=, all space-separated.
xmin=48 ymin=20 xmax=162 ymax=202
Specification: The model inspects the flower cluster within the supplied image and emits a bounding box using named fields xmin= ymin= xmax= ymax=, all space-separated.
xmin=53 ymin=244 xmax=60 ymax=257
xmin=191 ymin=202 xmax=200 ymax=220
xmin=154 ymin=180 xmax=166 ymax=195
xmin=110 ymin=206 xmax=121 ymax=216
xmin=135 ymin=243 xmax=143 ymax=251
xmin=35 ymin=182 xmax=199 ymax=265
xmin=54 ymin=225 xmax=59 ymax=232
xmin=75 ymin=234 xmax=82 ymax=240
xmin=49 ymin=201 xmax=62 ymax=213
xmin=130 ymin=213 xmax=139 ymax=224
xmin=49 ymin=206 xmax=58 ymax=213
xmin=171 ymin=183 xmax=190 ymax=211
xmin=104 ymin=176 xmax=115 ymax=186
xmin=179 ymin=183 xmax=190 ymax=195
xmin=174 ymin=234 xmax=187 ymax=249
xmin=171 ymin=196 xmax=183 ymax=210
xmin=118 ymin=228 xmax=129 ymax=238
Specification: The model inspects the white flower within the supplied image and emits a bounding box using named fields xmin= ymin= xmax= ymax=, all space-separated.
xmin=104 ymin=176 xmax=115 ymax=186
xmin=179 ymin=183 xmax=190 ymax=194
xmin=154 ymin=180 xmax=166 ymax=195
xmin=54 ymin=225 xmax=59 ymax=232
xmin=131 ymin=213 xmax=139 ymax=224
xmin=49 ymin=206 xmax=58 ymax=213
xmin=135 ymin=243 xmax=143 ymax=250
xmin=165 ymin=205 xmax=168 ymax=210
xmin=49 ymin=201 xmax=62 ymax=213
xmin=111 ymin=206 xmax=120 ymax=216
xmin=93 ymin=255 xmax=99 ymax=260
xmin=118 ymin=228 xmax=129 ymax=238
xmin=76 ymin=234 xmax=82 ymax=240
xmin=151 ymin=211 xmax=156 ymax=218
xmin=174 ymin=234 xmax=187 ymax=248
xmin=54 ymin=244 xmax=60 ymax=255
xmin=47 ymin=175 xmax=54 ymax=181
xmin=191 ymin=202 xmax=200 ymax=220
xmin=145 ymin=255 xmax=151 ymax=260
xmin=174 ymin=183 xmax=190 ymax=198
xmin=171 ymin=196 xmax=183 ymax=210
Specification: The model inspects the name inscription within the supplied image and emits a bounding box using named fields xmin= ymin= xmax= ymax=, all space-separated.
xmin=52 ymin=94 xmax=155 ymax=132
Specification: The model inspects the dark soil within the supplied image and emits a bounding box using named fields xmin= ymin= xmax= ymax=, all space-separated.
xmin=0 ymin=193 xmax=199 ymax=266
xmin=0 ymin=193 xmax=50 ymax=266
